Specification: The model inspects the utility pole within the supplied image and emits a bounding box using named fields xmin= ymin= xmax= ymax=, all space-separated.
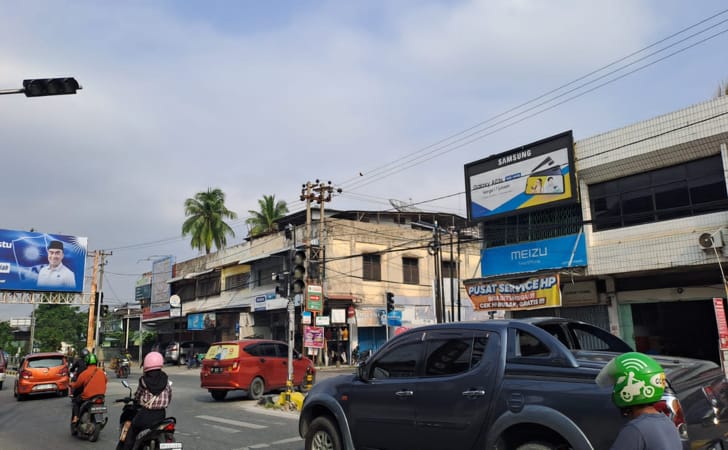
xmin=86 ymin=251 xmax=99 ymax=350
xmin=86 ymin=250 xmax=112 ymax=353
xmin=300 ymin=180 xmax=342 ymax=366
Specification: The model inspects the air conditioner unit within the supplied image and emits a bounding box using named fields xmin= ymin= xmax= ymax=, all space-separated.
xmin=698 ymin=230 xmax=725 ymax=250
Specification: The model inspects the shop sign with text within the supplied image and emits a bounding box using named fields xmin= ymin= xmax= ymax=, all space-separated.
xmin=464 ymin=274 xmax=561 ymax=311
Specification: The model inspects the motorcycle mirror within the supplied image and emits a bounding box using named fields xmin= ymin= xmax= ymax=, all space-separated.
xmin=121 ymin=380 xmax=130 ymax=389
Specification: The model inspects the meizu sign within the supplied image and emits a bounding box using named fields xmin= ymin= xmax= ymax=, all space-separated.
xmin=0 ymin=228 xmax=87 ymax=293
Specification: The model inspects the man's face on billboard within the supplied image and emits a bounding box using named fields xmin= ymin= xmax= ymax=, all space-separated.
xmin=47 ymin=248 xmax=64 ymax=268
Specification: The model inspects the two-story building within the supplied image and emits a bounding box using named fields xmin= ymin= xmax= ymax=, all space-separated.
xmin=465 ymin=95 xmax=728 ymax=363
xmin=136 ymin=209 xmax=482 ymax=364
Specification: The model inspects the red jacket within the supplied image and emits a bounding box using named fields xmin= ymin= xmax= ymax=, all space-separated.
xmin=72 ymin=365 xmax=107 ymax=400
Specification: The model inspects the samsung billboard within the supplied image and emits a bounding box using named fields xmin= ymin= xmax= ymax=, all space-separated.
xmin=464 ymin=131 xmax=576 ymax=221
xmin=0 ymin=228 xmax=87 ymax=293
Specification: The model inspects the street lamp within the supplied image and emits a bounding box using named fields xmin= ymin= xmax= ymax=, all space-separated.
xmin=0 ymin=77 xmax=82 ymax=97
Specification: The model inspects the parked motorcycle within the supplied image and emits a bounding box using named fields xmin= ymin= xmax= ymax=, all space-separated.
xmin=115 ymin=380 xmax=181 ymax=450
xmin=71 ymin=394 xmax=108 ymax=442
xmin=116 ymin=357 xmax=131 ymax=379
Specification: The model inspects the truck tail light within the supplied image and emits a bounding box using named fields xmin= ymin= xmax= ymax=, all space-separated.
xmin=655 ymin=390 xmax=688 ymax=440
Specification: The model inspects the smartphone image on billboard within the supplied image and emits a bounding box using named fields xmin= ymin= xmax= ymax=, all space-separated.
xmin=525 ymin=157 xmax=565 ymax=195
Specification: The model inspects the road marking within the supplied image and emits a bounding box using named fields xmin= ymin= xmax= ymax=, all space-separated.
xmin=271 ymin=437 xmax=301 ymax=444
xmin=196 ymin=415 xmax=267 ymax=429
xmin=206 ymin=423 xmax=241 ymax=434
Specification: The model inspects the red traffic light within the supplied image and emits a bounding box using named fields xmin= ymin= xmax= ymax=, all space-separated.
xmin=23 ymin=77 xmax=81 ymax=97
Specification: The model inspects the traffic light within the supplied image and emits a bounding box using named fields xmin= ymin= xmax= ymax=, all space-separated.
xmin=101 ymin=305 xmax=109 ymax=316
xmin=291 ymin=249 xmax=306 ymax=295
xmin=23 ymin=78 xmax=80 ymax=97
xmin=386 ymin=292 xmax=395 ymax=312
xmin=274 ymin=272 xmax=287 ymax=297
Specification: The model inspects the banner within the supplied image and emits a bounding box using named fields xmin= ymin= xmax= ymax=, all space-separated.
xmin=465 ymin=274 xmax=561 ymax=311
xmin=0 ymin=228 xmax=87 ymax=293
xmin=187 ymin=313 xmax=216 ymax=330
xmin=304 ymin=325 xmax=325 ymax=349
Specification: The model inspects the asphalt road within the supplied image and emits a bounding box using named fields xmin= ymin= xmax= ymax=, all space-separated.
xmin=0 ymin=364 xmax=355 ymax=450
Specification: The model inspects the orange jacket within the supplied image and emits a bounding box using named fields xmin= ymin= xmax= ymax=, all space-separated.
xmin=72 ymin=365 xmax=107 ymax=400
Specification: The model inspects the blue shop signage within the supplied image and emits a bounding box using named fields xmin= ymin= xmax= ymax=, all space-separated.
xmin=481 ymin=233 xmax=587 ymax=277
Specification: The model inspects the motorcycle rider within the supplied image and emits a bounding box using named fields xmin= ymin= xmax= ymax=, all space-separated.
xmin=71 ymin=352 xmax=108 ymax=424
xmin=596 ymin=351 xmax=682 ymax=449
xmin=123 ymin=351 xmax=172 ymax=450
xmin=69 ymin=348 xmax=90 ymax=381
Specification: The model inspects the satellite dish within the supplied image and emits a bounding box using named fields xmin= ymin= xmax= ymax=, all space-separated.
xmin=169 ymin=294 xmax=181 ymax=308
xmin=389 ymin=198 xmax=422 ymax=212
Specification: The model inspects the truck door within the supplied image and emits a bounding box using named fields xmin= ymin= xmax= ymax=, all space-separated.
xmin=412 ymin=329 xmax=500 ymax=450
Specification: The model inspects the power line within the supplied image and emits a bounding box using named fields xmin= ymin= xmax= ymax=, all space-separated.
xmin=340 ymin=9 xmax=728 ymax=192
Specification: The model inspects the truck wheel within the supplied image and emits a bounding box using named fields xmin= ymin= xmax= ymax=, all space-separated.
xmin=210 ymin=390 xmax=227 ymax=401
xmin=515 ymin=443 xmax=557 ymax=450
xmin=305 ymin=416 xmax=342 ymax=450
xmin=247 ymin=377 xmax=265 ymax=400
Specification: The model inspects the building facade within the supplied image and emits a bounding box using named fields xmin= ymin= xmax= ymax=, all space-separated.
xmin=135 ymin=210 xmax=481 ymax=364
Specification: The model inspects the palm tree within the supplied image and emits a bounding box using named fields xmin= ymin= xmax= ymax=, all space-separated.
xmin=182 ymin=188 xmax=238 ymax=254
xmin=246 ymin=194 xmax=289 ymax=237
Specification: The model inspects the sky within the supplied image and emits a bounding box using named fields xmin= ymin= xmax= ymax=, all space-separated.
xmin=1 ymin=0 xmax=727 ymax=319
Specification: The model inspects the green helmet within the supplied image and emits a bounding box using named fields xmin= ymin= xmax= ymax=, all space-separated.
xmin=596 ymin=352 xmax=665 ymax=408
xmin=85 ymin=352 xmax=98 ymax=365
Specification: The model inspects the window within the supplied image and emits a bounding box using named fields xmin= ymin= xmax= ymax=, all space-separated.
xmin=483 ymin=204 xmax=583 ymax=248
xmin=196 ymin=275 xmax=220 ymax=297
xmin=589 ymin=155 xmax=728 ymax=231
xmin=363 ymin=254 xmax=381 ymax=281
xmin=402 ymin=257 xmax=419 ymax=284
xmin=514 ymin=330 xmax=550 ymax=357
xmin=441 ymin=260 xmax=457 ymax=278
xmin=225 ymin=272 xmax=250 ymax=290
xmin=369 ymin=341 xmax=420 ymax=379
xmin=423 ymin=333 xmax=488 ymax=377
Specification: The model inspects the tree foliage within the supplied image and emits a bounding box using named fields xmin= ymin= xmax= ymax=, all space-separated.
xmin=34 ymin=304 xmax=88 ymax=352
xmin=182 ymin=188 xmax=238 ymax=254
xmin=0 ymin=321 xmax=16 ymax=354
xmin=246 ymin=194 xmax=289 ymax=237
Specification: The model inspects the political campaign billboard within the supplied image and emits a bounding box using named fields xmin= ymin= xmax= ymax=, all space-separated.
xmin=464 ymin=131 xmax=576 ymax=221
xmin=0 ymin=228 xmax=87 ymax=293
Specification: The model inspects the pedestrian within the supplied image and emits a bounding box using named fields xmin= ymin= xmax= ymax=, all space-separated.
xmin=596 ymin=352 xmax=682 ymax=450
xmin=123 ymin=351 xmax=172 ymax=450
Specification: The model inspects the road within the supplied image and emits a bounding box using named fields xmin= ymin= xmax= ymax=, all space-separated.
xmin=0 ymin=364 xmax=354 ymax=450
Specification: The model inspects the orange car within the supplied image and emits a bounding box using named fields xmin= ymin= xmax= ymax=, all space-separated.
xmin=14 ymin=352 xmax=70 ymax=401
xmin=200 ymin=339 xmax=316 ymax=401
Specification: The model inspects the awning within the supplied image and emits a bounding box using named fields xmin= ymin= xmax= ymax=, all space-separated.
xmin=238 ymin=252 xmax=272 ymax=265
xmin=167 ymin=269 xmax=215 ymax=284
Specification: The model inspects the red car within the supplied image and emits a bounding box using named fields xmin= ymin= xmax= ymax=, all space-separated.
xmin=14 ymin=352 xmax=70 ymax=400
xmin=200 ymin=339 xmax=316 ymax=401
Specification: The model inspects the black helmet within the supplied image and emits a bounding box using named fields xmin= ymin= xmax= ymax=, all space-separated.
xmin=80 ymin=348 xmax=90 ymax=358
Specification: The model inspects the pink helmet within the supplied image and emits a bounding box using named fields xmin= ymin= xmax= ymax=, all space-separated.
xmin=143 ymin=351 xmax=164 ymax=372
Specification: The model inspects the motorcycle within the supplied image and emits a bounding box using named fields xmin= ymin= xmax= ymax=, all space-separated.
xmin=115 ymin=380 xmax=181 ymax=450
xmin=116 ymin=357 xmax=131 ymax=379
xmin=71 ymin=394 xmax=108 ymax=442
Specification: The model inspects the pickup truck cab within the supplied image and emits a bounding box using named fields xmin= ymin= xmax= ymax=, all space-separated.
xmin=299 ymin=319 xmax=728 ymax=450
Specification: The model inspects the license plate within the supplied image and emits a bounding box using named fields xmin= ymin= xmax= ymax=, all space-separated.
xmin=94 ymin=413 xmax=106 ymax=423
xmin=33 ymin=383 xmax=55 ymax=391
xmin=89 ymin=406 xmax=107 ymax=413
xmin=159 ymin=443 xmax=182 ymax=449
xmin=211 ymin=367 xmax=222 ymax=374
